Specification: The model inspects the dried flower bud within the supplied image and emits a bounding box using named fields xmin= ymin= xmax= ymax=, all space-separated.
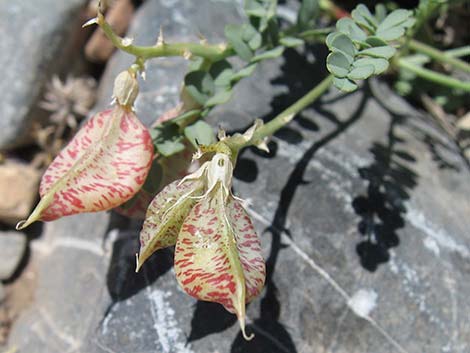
xmin=113 ymin=70 xmax=139 ymax=107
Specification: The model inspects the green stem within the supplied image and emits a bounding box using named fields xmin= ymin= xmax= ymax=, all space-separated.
xmin=98 ymin=13 xmax=232 ymax=62
xmin=296 ymin=28 xmax=333 ymax=43
xmin=226 ymin=75 xmax=334 ymax=151
xmin=445 ymin=45 xmax=470 ymax=58
xmin=282 ymin=27 xmax=333 ymax=41
xmin=397 ymin=59 xmax=470 ymax=91
xmin=405 ymin=39 xmax=470 ymax=73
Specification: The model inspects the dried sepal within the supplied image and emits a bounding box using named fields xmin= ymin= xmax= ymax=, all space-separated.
xmin=220 ymin=119 xmax=271 ymax=152
xmin=112 ymin=70 xmax=139 ymax=107
xmin=17 ymin=106 xmax=153 ymax=229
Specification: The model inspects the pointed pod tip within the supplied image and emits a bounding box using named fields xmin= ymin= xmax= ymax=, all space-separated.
xmin=238 ymin=316 xmax=254 ymax=341
xmin=16 ymin=211 xmax=41 ymax=230
xmin=135 ymin=250 xmax=154 ymax=273
xmin=135 ymin=253 xmax=141 ymax=273
xmin=15 ymin=220 xmax=27 ymax=230
xmin=15 ymin=217 xmax=36 ymax=230
xmin=240 ymin=326 xmax=254 ymax=341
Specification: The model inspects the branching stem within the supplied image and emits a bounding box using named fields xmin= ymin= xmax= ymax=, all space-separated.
xmin=405 ymin=39 xmax=470 ymax=73
xmin=97 ymin=13 xmax=233 ymax=62
xmin=397 ymin=59 xmax=470 ymax=92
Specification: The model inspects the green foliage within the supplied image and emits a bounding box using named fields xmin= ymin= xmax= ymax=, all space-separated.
xmin=251 ymin=46 xmax=284 ymax=62
xmin=167 ymin=110 xmax=202 ymax=127
xmin=184 ymin=60 xmax=235 ymax=108
xmin=139 ymin=0 xmax=465 ymax=161
xmin=394 ymin=53 xmax=468 ymax=112
xmin=279 ymin=36 xmax=304 ymax=47
xmin=150 ymin=124 xmax=186 ymax=157
xmin=376 ymin=9 xmax=416 ymax=40
xmin=245 ymin=0 xmax=277 ymax=32
xmin=225 ymin=0 xmax=282 ymax=62
xmin=412 ymin=0 xmax=446 ymax=36
xmin=182 ymin=0 xmax=283 ymax=120
xmin=184 ymin=70 xmax=216 ymax=106
xmin=297 ymin=0 xmax=319 ymax=31
xmin=326 ymin=4 xmax=415 ymax=92
xmin=225 ymin=24 xmax=262 ymax=61
xmin=231 ymin=64 xmax=258 ymax=82
xmin=327 ymin=50 xmax=352 ymax=78
xmin=184 ymin=120 xmax=216 ymax=148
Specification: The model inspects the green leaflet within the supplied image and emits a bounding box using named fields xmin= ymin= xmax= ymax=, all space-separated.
xmin=184 ymin=120 xmax=216 ymax=148
xmin=327 ymin=51 xmax=351 ymax=78
xmin=326 ymin=3 xmax=415 ymax=92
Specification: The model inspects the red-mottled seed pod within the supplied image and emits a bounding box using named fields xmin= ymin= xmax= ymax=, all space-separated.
xmin=17 ymin=105 xmax=153 ymax=229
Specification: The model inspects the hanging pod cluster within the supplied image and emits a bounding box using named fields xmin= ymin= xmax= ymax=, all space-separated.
xmin=137 ymin=152 xmax=266 ymax=340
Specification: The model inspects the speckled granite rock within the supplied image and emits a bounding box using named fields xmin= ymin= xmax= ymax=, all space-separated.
xmin=8 ymin=1 xmax=470 ymax=352
xmin=0 ymin=0 xmax=89 ymax=149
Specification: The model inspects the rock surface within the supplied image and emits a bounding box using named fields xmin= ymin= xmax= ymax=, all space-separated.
xmin=0 ymin=0 xmax=89 ymax=149
xmin=0 ymin=161 xmax=41 ymax=226
xmin=8 ymin=1 xmax=470 ymax=353
xmin=0 ymin=231 xmax=27 ymax=281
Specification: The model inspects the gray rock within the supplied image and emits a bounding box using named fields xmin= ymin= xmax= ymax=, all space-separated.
xmin=0 ymin=0 xmax=89 ymax=150
xmin=8 ymin=1 xmax=470 ymax=353
xmin=0 ymin=231 xmax=27 ymax=280
xmin=8 ymin=212 xmax=111 ymax=352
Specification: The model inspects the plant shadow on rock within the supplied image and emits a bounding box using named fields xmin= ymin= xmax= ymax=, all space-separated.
xmin=422 ymin=130 xmax=465 ymax=172
xmin=352 ymin=78 xmax=470 ymax=272
xmin=352 ymin=107 xmax=418 ymax=272
xmin=100 ymin=212 xmax=174 ymax=323
xmin=1 ymin=221 xmax=43 ymax=284
xmin=231 ymin=48 xmax=369 ymax=353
